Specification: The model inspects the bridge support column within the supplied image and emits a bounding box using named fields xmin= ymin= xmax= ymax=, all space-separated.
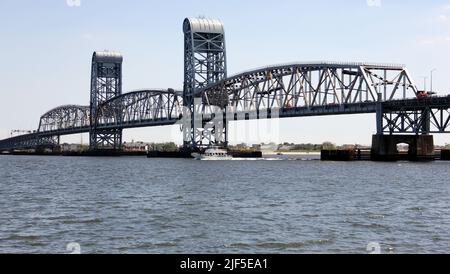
xmin=371 ymin=134 xmax=434 ymax=161
xmin=89 ymin=51 xmax=123 ymax=152
xmin=183 ymin=17 xmax=228 ymax=151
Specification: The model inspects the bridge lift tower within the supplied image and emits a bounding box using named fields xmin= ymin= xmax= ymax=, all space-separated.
xmin=89 ymin=51 xmax=123 ymax=151
xmin=183 ymin=17 xmax=228 ymax=151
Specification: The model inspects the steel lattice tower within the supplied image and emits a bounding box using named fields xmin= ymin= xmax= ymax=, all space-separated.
xmin=183 ymin=17 xmax=228 ymax=150
xmin=89 ymin=51 xmax=123 ymax=151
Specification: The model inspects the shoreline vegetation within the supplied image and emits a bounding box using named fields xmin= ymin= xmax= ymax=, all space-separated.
xmin=29 ymin=141 xmax=450 ymax=154
xmin=4 ymin=142 xmax=450 ymax=158
xmin=55 ymin=141 xmax=344 ymax=153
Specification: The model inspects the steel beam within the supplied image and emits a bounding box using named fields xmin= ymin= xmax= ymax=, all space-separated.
xmin=89 ymin=51 xmax=123 ymax=151
xmin=183 ymin=17 xmax=228 ymax=150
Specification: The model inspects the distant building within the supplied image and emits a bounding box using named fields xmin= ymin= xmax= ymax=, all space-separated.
xmin=123 ymin=141 xmax=151 ymax=151
xmin=252 ymin=144 xmax=261 ymax=150
xmin=278 ymin=145 xmax=295 ymax=151
xmin=61 ymin=143 xmax=87 ymax=152
xmin=340 ymin=144 xmax=356 ymax=150
xmin=260 ymin=143 xmax=278 ymax=152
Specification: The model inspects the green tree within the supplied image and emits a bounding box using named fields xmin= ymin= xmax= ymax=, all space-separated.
xmin=322 ymin=142 xmax=336 ymax=150
xmin=161 ymin=142 xmax=178 ymax=152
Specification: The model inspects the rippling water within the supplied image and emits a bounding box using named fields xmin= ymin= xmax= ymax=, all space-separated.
xmin=0 ymin=155 xmax=449 ymax=254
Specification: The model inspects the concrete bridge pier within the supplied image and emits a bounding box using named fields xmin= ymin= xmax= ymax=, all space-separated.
xmin=371 ymin=134 xmax=435 ymax=161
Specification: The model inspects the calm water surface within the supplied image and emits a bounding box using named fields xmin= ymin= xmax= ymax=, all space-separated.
xmin=0 ymin=155 xmax=449 ymax=254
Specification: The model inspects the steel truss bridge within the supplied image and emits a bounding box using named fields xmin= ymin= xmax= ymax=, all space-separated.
xmin=1 ymin=18 xmax=449 ymax=152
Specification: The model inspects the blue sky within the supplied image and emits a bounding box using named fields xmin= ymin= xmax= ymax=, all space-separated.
xmin=0 ymin=0 xmax=450 ymax=145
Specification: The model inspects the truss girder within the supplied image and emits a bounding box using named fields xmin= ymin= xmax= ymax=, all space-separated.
xmin=2 ymin=62 xmax=450 ymax=152
xmin=0 ymin=133 xmax=59 ymax=151
xmin=38 ymin=105 xmax=90 ymax=133
xmin=200 ymin=63 xmax=419 ymax=116
xmin=380 ymin=97 xmax=450 ymax=134
xmin=95 ymin=89 xmax=182 ymax=129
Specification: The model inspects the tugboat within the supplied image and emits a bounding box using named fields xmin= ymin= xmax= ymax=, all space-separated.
xmin=191 ymin=146 xmax=233 ymax=161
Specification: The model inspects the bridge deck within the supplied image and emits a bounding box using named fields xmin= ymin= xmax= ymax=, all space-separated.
xmin=2 ymin=96 xmax=450 ymax=151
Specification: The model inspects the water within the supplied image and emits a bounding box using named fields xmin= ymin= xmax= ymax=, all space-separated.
xmin=0 ymin=155 xmax=449 ymax=254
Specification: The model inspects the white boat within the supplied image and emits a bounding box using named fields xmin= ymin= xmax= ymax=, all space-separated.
xmin=191 ymin=146 xmax=233 ymax=160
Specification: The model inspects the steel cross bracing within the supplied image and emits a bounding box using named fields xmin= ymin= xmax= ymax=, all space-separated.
xmin=379 ymin=96 xmax=450 ymax=134
xmin=0 ymin=133 xmax=59 ymax=151
xmin=2 ymin=18 xmax=450 ymax=152
xmin=200 ymin=62 xmax=418 ymax=113
xmin=183 ymin=18 xmax=228 ymax=150
xmin=95 ymin=89 xmax=182 ymax=129
xmin=89 ymin=51 xmax=123 ymax=150
xmin=0 ymin=90 xmax=182 ymax=151
xmin=1 ymin=63 xmax=449 ymax=152
xmin=33 ymin=63 xmax=421 ymax=135
xmin=38 ymin=105 xmax=90 ymax=134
